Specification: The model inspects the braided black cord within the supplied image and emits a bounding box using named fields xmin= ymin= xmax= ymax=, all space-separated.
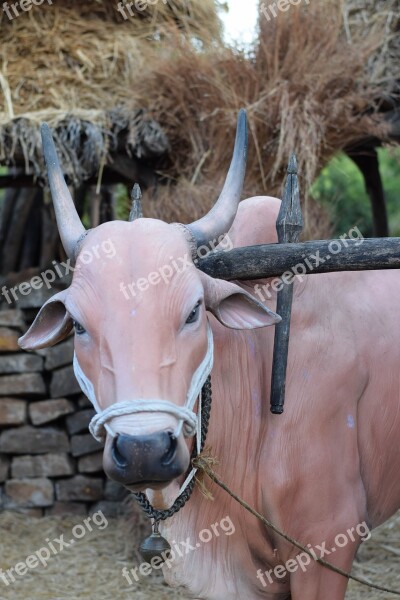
xmin=132 ymin=375 xmax=212 ymax=522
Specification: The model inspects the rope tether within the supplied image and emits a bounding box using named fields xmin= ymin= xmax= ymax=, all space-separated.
xmin=193 ymin=456 xmax=400 ymax=597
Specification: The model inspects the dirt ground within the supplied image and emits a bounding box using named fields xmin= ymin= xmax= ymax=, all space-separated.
xmin=0 ymin=508 xmax=398 ymax=600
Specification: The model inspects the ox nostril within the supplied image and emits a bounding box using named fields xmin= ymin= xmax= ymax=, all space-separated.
xmin=161 ymin=433 xmax=178 ymax=467
xmin=112 ymin=435 xmax=129 ymax=469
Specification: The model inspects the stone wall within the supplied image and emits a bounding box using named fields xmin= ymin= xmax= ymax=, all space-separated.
xmin=0 ymin=301 xmax=128 ymax=517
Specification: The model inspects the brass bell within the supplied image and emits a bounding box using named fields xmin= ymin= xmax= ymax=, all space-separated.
xmin=139 ymin=521 xmax=172 ymax=563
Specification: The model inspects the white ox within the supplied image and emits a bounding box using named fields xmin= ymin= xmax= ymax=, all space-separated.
xmin=19 ymin=111 xmax=400 ymax=599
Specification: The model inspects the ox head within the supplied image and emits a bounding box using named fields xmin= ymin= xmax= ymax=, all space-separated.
xmin=19 ymin=111 xmax=280 ymax=493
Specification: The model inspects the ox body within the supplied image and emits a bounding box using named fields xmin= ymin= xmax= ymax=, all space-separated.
xmin=19 ymin=112 xmax=400 ymax=599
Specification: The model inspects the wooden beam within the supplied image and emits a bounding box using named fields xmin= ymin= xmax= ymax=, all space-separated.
xmin=0 ymin=169 xmax=130 ymax=189
xmin=197 ymin=237 xmax=400 ymax=280
xmin=0 ymin=153 xmax=158 ymax=190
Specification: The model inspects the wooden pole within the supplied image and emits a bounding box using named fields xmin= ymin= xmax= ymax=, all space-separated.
xmin=270 ymin=155 xmax=303 ymax=414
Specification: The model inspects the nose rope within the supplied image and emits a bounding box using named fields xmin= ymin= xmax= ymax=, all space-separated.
xmin=88 ymin=401 xmax=197 ymax=443
xmin=72 ymin=323 xmax=214 ymax=446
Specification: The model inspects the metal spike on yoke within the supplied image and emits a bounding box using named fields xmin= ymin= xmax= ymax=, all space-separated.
xmin=276 ymin=154 xmax=303 ymax=244
xmin=270 ymin=154 xmax=304 ymax=414
xmin=129 ymin=183 xmax=143 ymax=221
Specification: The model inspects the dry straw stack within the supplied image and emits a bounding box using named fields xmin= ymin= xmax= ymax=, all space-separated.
xmin=130 ymin=0 xmax=399 ymax=233
xmin=344 ymin=0 xmax=400 ymax=90
xmin=0 ymin=0 xmax=222 ymax=184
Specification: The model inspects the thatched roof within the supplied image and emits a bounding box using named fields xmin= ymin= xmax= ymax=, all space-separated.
xmin=0 ymin=0 xmax=222 ymax=183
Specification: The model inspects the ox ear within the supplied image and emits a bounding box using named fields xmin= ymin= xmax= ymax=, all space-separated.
xmin=199 ymin=272 xmax=281 ymax=330
xmin=18 ymin=290 xmax=73 ymax=350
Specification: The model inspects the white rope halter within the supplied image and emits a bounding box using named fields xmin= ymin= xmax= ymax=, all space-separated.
xmin=72 ymin=323 xmax=214 ymax=445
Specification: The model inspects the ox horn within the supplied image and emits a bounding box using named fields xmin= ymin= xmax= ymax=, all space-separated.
xmin=41 ymin=123 xmax=86 ymax=261
xmin=187 ymin=109 xmax=248 ymax=248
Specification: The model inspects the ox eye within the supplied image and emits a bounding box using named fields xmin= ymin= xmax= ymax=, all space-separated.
xmin=186 ymin=301 xmax=201 ymax=325
xmin=73 ymin=320 xmax=86 ymax=335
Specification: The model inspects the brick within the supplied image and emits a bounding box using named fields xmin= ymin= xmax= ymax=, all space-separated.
xmin=104 ymin=480 xmax=129 ymax=502
xmin=70 ymin=434 xmax=103 ymax=457
xmin=37 ymin=336 xmax=74 ymax=370
xmin=11 ymin=454 xmax=74 ymax=478
xmin=0 ymin=353 xmax=43 ymax=374
xmin=55 ymin=475 xmax=103 ymax=502
xmin=0 ymin=398 xmax=27 ymax=425
xmin=50 ymin=365 xmax=81 ymax=398
xmin=77 ymin=395 xmax=92 ymax=409
xmin=0 ymin=327 xmax=20 ymax=352
xmin=78 ymin=451 xmax=103 ymax=474
xmin=29 ymin=398 xmax=75 ymax=426
xmin=43 ymin=337 xmax=74 ymax=371
xmin=0 ymin=425 xmax=70 ymax=454
xmin=66 ymin=409 xmax=95 ymax=435
xmin=10 ymin=507 xmax=43 ymax=517
xmin=46 ymin=502 xmax=87 ymax=516
xmin=0 ymin=373 xmax=46 ymax=396
xmin=91 ymin=501 xmax=127 ymax=518
xmin=15 ymin=286 xmax=55 ymax=309
xmin=0 ymin=310 xmax=25 ymax=329
xmin=0 ymin=455 xmax=10 ymax=482
xmin=5 ymin=478 xmax=54 ymax=507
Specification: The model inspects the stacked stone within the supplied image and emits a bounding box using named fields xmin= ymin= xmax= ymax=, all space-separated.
xmin=0 ymin=306 xmax=128 ymax=517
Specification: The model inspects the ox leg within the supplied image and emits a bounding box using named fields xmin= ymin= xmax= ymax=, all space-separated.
xmin=289 ymin=537 xmax=359 ymax=600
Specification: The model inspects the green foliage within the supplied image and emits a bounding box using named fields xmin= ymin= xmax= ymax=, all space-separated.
xmin=378 ymin=148 xmax=400 ymax=236
xmin=0 ymin=166 xmax=6 ymax=203
xmin=311 ymin=148 xmax=400 ymax=237
xmin=115 ymin=184 xmax=131 ymax=221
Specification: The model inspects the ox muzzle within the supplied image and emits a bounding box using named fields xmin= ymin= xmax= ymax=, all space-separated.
xmin=103 ymin=430 xmax=189 ymax=490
